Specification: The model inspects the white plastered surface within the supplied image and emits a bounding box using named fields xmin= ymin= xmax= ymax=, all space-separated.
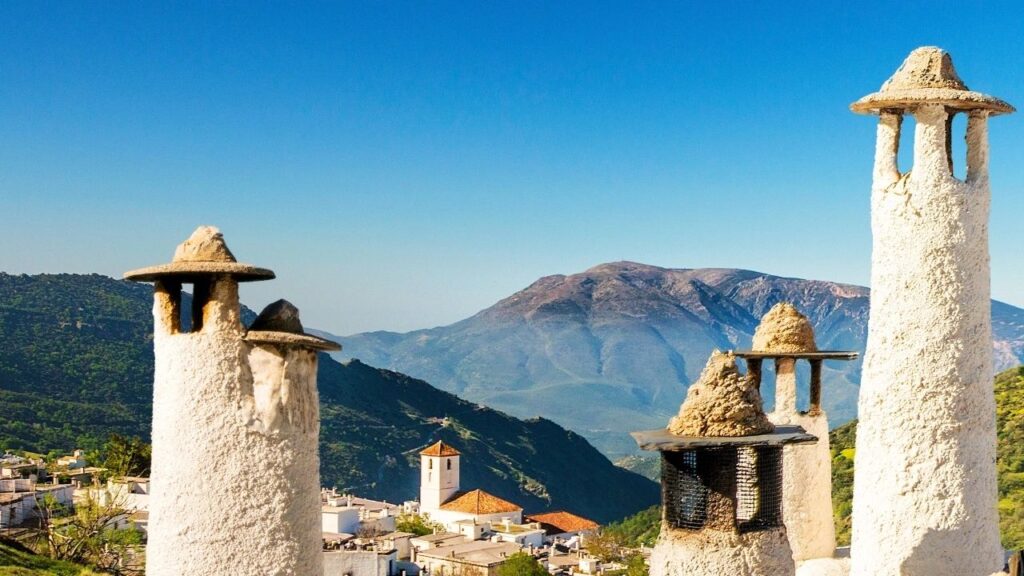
xmin=850 ymin=106 xmax=1002 ymax=576
xmin=649 ymin=527 xmax=795 ymax=576
xmin=146 ymin=281 xmax=323 ymax=576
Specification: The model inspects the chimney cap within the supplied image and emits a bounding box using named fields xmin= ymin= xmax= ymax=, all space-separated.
xmin=665 ymin=352 xmax=774 ymax=438
xmin=124 ymin=226 xmax=275 ymax=282
xmin=245 ymin=299 xmax=341 ymax=351
xmin=851 ymin=47 xmax=1013 ymax=115
xmin=630 ymin=424 xmax=816 ymax=451
xmin=750 ymin=302 xmax=818 ymax=354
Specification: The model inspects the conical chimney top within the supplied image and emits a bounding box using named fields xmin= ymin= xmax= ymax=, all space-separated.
xmin=245 ymin=299 xmax=341 ymax=351
xmin=751 ymin=303 xmax=817 ymax=354
xmin=172 ymin=226 xmax=237 ymax=263
xmin=666 ymin=351 xmax=774 ymax=438
xmin=124 ymin=226 xmax=275 ymax=282
xmin=851 ymin=47 xmax=1013 ymax=115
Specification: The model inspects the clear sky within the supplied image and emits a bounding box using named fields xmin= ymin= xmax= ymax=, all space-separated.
xmin=2 ymin=1 xmax=1023 ymax=334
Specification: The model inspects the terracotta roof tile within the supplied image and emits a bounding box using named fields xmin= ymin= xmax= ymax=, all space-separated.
xmin=526 ymin=511 xmax=599 ymax=534
xmin=420 ymin=441 xmax=461 ymax=457
xmin=439 ymin=489 xmax=521 ymax=514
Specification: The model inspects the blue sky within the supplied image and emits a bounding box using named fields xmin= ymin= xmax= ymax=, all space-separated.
xmin=2 ymin=1 xmax=1023 ymax=334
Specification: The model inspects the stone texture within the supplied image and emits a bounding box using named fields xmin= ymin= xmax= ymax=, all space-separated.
xmin=244 ymin=330 xmax=342 ymax=351
xmin=850 ymin=48 xmax=1008 ymax=576
xmin=250 ymin=299 xmax=304 ymax=333
xmin=667 ymin=352 xmax=773 ymax=437
xmin=772 ymin=409 xmax=835 ymax=562
xmin=796 ymin=557 xmax=850 ymax=576
xmin=751 ymin=303 xmax=817 ymax=354
xmin=649 ymin=527 xmax=795 ymax=576
xmin=172 ymin=226 xmax=237 ymax=263
xmin=149 ymin=327 xmax=323 ymax=575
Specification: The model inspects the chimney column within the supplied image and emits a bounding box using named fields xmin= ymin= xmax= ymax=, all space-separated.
xmin=849 ymin=47 xmax=1012 ymax=576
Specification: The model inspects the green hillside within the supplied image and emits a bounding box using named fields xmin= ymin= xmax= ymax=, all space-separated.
xmin=319 ymin=359 xmax=658 ymax=521
xmin=0 ymin=273 xmax=657 ymax=523
xmin=830 ymin=365 xmax=1024 ymax=549
xmin=0 ymin=539 xmax=102 ymax=576
xmin=0 ymin=274 xmax=153 ymax=450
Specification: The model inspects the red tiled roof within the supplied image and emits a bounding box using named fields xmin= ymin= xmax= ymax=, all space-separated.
xmin=526 ymin=511 xmax=599 ymax=534
xmin=439 ymin=489 xmax=521 ymax=514
xmin=420 ymin=441 xmax=461 ymax=457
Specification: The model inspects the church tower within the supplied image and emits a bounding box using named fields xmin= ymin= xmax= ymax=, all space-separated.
xmin=419 ymin=441 xmax=461 ymax=513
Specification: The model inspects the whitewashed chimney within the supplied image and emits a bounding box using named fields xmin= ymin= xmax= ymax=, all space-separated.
xmin=849 ymin=48 xmax=1013 ymax=576
xmin=636 ymin=351 xmax=813 ymax=576
xmin=737 ymin=303 xmax=857 ymax=564
xmin=125 ymin=226 xmax=340 ymax=576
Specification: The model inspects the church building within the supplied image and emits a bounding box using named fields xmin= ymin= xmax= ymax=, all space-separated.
xmin=417 ymin=441 xmax=524 ymax=531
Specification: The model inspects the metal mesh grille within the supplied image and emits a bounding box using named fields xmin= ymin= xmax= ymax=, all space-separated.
xmin=661 ymin=446 xmax=783 ymax=533
xmin=662 ymin=450 xmax=707 ymax=530
xmin=736 ymin=446 xmax=783 ymax=533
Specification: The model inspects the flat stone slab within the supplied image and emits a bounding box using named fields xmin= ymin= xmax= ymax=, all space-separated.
xmin=731 ymin=350 xmax=858 ymax=361
xmin=124 ymin=261 xmax=275 ymax=282
xmin=244 ymin=330 xmax=342 ymax=351
xmin=631 ymin=425 xmax=817 ymax=452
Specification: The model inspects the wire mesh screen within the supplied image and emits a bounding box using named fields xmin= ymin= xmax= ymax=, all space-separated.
xmin=662 ymin=450 xmax=707 ymax=530
xmin=661 ymin=446 xmax=784 ymax=533
xmin=736 ymin=446 xmax=783 ymax=533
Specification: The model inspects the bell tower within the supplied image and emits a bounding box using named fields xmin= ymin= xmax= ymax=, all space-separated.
xmin=419 ymin=440 xmax=461 ymax=513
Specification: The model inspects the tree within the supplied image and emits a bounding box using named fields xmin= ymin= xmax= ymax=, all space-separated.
xmin=395 ymin=513 xmax=442 ymax=537
xmin=102 ymin=435 xmax=151 ymax=478
xmin=624 ymin=553 xmax=649 ymax=576
xmin=584 ymin=530 xmax=628 ymax=562
xmin=496 ymin=552 xmax=548 ymax=576
xmin=36 ymin=489 xmax=143 ymax=575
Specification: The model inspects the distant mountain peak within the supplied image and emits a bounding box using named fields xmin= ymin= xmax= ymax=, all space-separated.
xmin=583 ymin=261 xmax=676 ymax=274
xmin=333 ymin=262 xmax=1023 ymax=458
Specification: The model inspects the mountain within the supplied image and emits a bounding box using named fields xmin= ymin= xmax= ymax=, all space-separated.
xmin=331 ymin=262 xmax=1024 ymax=457
xmin=829 ymin=365 xmax=1024 ymax=550
xmin=0 ymin=273 xmax=657 ymax=523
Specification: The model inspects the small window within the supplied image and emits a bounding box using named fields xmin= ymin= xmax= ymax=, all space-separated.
xmin=447 ymin=459 xmax=452 ymax=470
xmin=428 ymin=460 xmax=433 ymax=470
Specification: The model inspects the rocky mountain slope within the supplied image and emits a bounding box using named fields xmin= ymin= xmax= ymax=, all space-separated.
xmin=0 ymin=273 xmax=657 ymax=523
xmin=333 ymin=262 xmax=1024 ymax=457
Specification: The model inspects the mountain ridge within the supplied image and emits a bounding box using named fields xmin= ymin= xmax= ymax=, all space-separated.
xmin=331 ymin=261 xmax=1024 ymax=457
